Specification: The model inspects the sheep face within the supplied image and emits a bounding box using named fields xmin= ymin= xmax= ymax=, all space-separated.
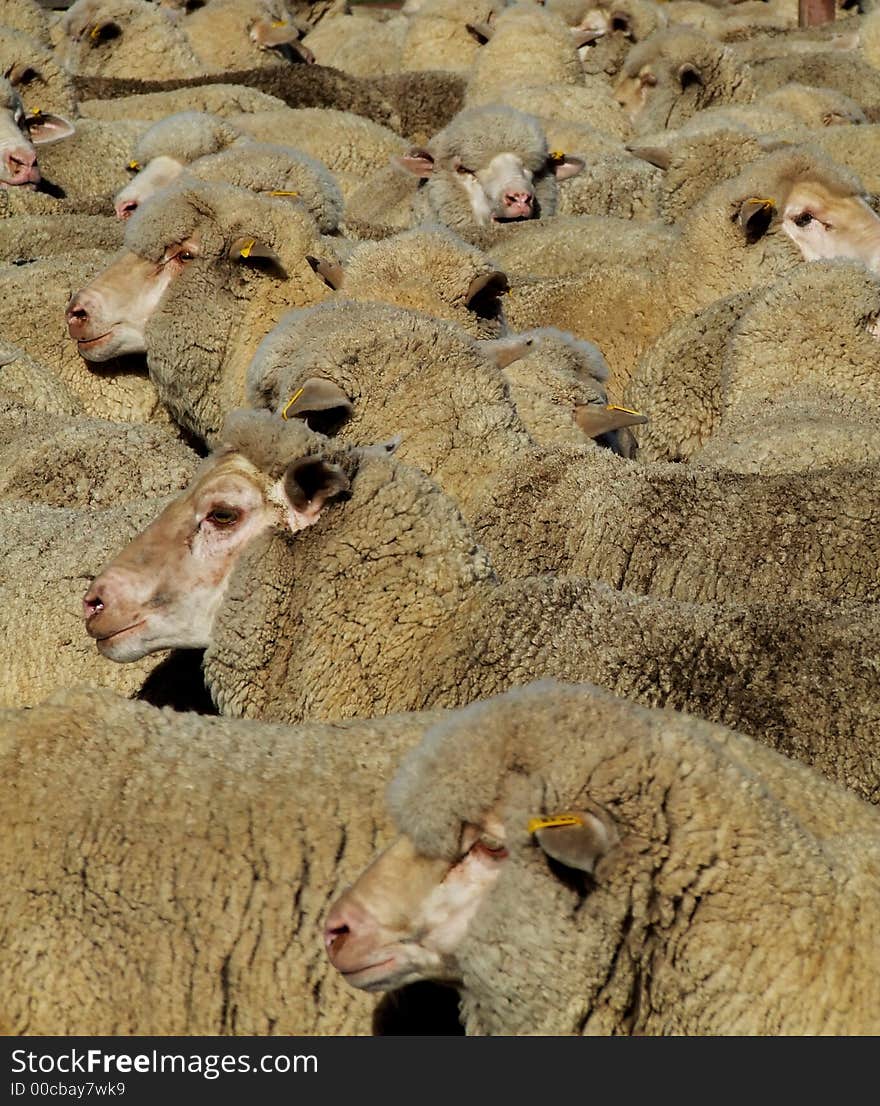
xmin=114 ymin=156 xmax=186 ymax=220
xmin=326 ymin=808 xmax=616 ymax=995
xmin=779 ymin=183 xmax=880 ymax=271
xmin=83 ymin=439 xmax=350 ymax=661
xmin=0 ymin=78 xmax=73 ymax=189
xmin=65 ymin=238 xmax=198 ymax=361
xmin=325 ymin=819 xmax=510 ymax=991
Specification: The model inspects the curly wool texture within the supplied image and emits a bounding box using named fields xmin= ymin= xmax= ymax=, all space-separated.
xmin=78 ymin=84 xmax=288 ymax=123
xmin=125 ymin=179 xmax=335 ymax=440
xmin=336 ymin=225 xmax=508 ymax=337
xmin=617 ymin=26 xmax=755 ymax=135
xmin=496 ymin=82 xmax=631 ymax=142
xmin=400 ymin=0 xmax=497 ymax=73
xmin=190 ymin=142 xmax=344 ymax=233
xmin=758 ymin=83 xmax=866 ymax=127
xmin=0 ymin=0 xmax=51 ymax=46
xmin=556 ymin=153 xmax=661 ymax=220
xmin=0 ymin=343 xmax=81 ymax=417
xmin=0 ymin=499 xmax=177 ymax=708
xmin=0 ymin=29 xmax=78 ymax=117
xmin=132 ymin=111 xmax=241 ymax=166
xmin=504 ymin=149 xmax=845 ymax=394
xmin=195 ymin=432 xmax=880 ymax=798
xmin=57 ymin=0 xmax=205 ymax=79
xmin=0 ymin=406 xmax=198 ymax=508
xmin=388 ymin=681 xmax=880 ymax=1034
xmin=465 ymin=5 xmax=586 ymax=105
xmin=36 ymin=118 xmax=152 ymax=202
xmin=0 ymin=254 xmax=171 ymax=427
xmin=301 ymin=11 xmax=407 ymax=77
xmin=181 ymin=0 xmax=310 ymax=74
xmin=694 ymin=261 xmax=880 ymax=474
xmin=371 ymin=71 xmax=466 ymax=144
xmin=749 ymin=51 xmax=880 ymax=116
xmin=0 ymin=214 xmax=123 ymax=262
xmin=0 ymin=687 xmax=448 ymax=1035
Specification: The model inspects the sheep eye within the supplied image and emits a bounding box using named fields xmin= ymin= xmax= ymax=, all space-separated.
xmin=793 ymin=211 xmax=814 ymax=228
xmin=642 ymin=72 xmax=657 ymax=87
xmin=205 ymin=507 xmax=240 ymax=527
xmin=178 ymin=250 xmax=195 ymax=262
xmin=473 ymin=835 xmax=508 ymax=860
xmin=456 ymin=164 xmax=474 ymax=176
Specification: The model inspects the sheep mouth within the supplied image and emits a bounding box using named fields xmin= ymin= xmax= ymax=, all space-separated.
xmin=77 ymin=331 xmax=114 ymax=350
xmin=491 ymin=212 xmax=534 ymax=223
xmin=339 ymin=956 xmax=399 ymax=991
xmin=94 ymin=619 xmax=146 ymax=646
xmin=0 ymin=178 xmax=38 ymax=191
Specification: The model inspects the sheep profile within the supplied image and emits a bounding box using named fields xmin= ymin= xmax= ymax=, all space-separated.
xmin=327 ymin=680 xmax=880 ymax=1034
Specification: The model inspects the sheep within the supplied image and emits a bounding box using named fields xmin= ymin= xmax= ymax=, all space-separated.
xmin=0 ymin=497 xmax=185 ymax=708
xmin=57 ymin=0 xmax=206 ymax=80
xmin=0 ymin=213 xmax=123 ymax=262
xmin=0 ymin=686 xmax=458 ymax=1035
xmin=0 ymin=28 xmax=79 ymax=119
xmin=77 ymin=83 xmax=289 ymax=122
xmin=0 ymin=76 xmax=75 ymax=194
xmin=69 ymin=65 xmax=402 ymax=134
xmin=613 ymin=27 xmax=755 ymax=135
xmin=0 ymin=405 xmax=199 ymax=509
xmin=0 ymin=340 xmax=81 ymax=417
xmin=694 ymin=261 xmax=880 ymax=474
xmin=545 ymin=0 xmax=669 ymax=78
xmin=504 ymin=149 xmax=880 ymax=394
xmin=300 ymin=9 xmax=408 ymax=76
xmin=65 ymin=178 xmax=338 ymax=441
xmin=392 ymin=105 xmax=585 ymax=231
xmin=34 ymin=117 xmax=152 ymax=206
xmin=0 ymin=253 xmax=174 ymax=427
xmin=748 ymin=51 xmax=880 ymax=116
xmin=554 ymin=149 xmax=661 ymax=220
xmin=327 ymin=680 xmax=880 ymax=1034
xmin=112 ymin=110 xmax=242 ymax=218
xmin=326 ymin=225 xmax=511 ymax=338
xmin=370 ymin=70 xmax=467 ymax=144
xmin=768 ymin=124 xmax=880 ymax=195
xmin=0 ymin=0 xmax=51 ymax=47
xmin=180 ymin=0 xmax=317 ymax=73
xmin=82 ymin=409 xmax=880 ymax=801
xmin=399 ymin=0 xmax=498 ymax=73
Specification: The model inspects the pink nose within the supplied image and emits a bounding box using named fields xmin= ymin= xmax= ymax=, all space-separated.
xmin=324 ymin=898 xmax=375 ymax=969
xmin=82 ymin=587 xmax=105 ymax=623
xmin=503 ymin=190 xmax=534 ymax=217
xmin=115 ymin=198 xmax=138 ymax=219
xmin=65 ymin=290 xmax=99 ymax=339
xmin=3 ymin=146 xmax=39 ymax=185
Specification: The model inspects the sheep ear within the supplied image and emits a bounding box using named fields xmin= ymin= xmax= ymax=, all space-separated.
xmin=466 ymin=20 xmax=494 ymax=43
xmin=26 ymin=111 xmax=76 ymax=146
xmin=466 ymin=270 xmax=509 ymax=309
xmin=574 ymin=403 xmax=648 ymax=438
xmin=307 ymin=255 xmax=345 ymax=290
xmin=626 ymin=144 xmax=671 ymax=170
xmin=250 ymin=17 xmax=299 ymax=47
xmin=88 ymin=21 xmax=122 ymax=45
xmin=530 ymin=812 xmax=617 ymax=874
xmin=6 ymin=61 xmax=41 ymax=86
xmin=283 ymin=456 xmax=351 ymax=524
xmin=228 ymin=236 xmax=282 ymax=264
xmin=609 ymin=10 xmax=634 ymax=34
xmin=571 ymin=26 xmax=604 ymax=47
xmin=397 ymin=149 xmax=435 ymax=178
xmin=551 ymin=154 xmax=585 ymax=181
xmin=677 ymin=62 xmax=703 ymax=90
xmin=280 ymin=377 xmax=353 ymax=426
xmin=477 ymin=335 xmax=535 ymax=369
xmin=737 ymin=196 xmax=775 ymax=244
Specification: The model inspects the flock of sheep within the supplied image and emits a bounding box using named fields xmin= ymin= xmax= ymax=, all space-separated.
xmin=1 ymin=0 xmax=879 ymax=1038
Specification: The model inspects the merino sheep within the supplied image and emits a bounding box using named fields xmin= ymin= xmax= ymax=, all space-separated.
xmin=0 ymin=341 xmax=81 ymax=417
xmin=327 ymin=680 xmax=880 ymax=1034
xmin=504 ymin=149 xmax=880 ymax=393
xmin=546 ymin=0 xmax=669 ymax=78
xmin=399 ymin=0 xmax=498 ymax=73
xmin=300 ymin=9 xmax=407 ymax=76
xmin=0 ymin=76 xmax=74 ymax=193
xmin=181 ymin=0 xmax=317 ymax=72
xmin=83 ymin=409 xmax=880 ymax=798
xmin=0 ymin=687 xmax=457 ymax=1035
xmin=66 ymin=178 xmax=337 ymax=440
xmin=614 ymin=26 xmax=755 ymax=134
xmin=0 ymin=0 xmax=51 ymax=47
xmin=0 ymin=28 xmax=79 ymax=119
xmin=57 ymin=0 xmax=205 ymax=80
xmin=77 ymin=83 xmax=289 ymax=122
xmin=393 ymin=105 xmax=585 ymax=231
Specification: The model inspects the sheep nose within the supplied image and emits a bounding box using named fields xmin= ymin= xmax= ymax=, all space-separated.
xmin=65 ymin=291 xmax=95 ymax=337
xmin=4 ymin=146 xmax=39 ymax=184
xmin=324 ymin=917 xmax=351 ymax=958
xmin=82 ymin=586 xmax=105 ymax=623
xmin=115 ymin=198 xmax=138 ymax=219
xmin=504 ymin=190 xmax=532 ymax=206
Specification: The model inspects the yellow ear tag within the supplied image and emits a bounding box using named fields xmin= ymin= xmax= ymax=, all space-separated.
xmin=240 ymin=239 xmax=256 ymax=258
xmin=269 ymin=190 xmax=299 ymax=197
xmin=745 ymin=196 xmax=775 ymax=210
xmin=281 ymin=386 xmax=305 ymax=421
xmin=89 ymin=24 xmax=102 ymax=39
xmin=549 ymin=150 xmax=566 ymax=161
xmin=527 ymin=813 xmax=584 ymax=834
xmin=128 ymin=160 xmax=140 ymax=171
xmin=607 ymin=403 xmax=645 ymax=417
xmin=29 ymin=108 xmax=42 ymax=118
xmin=272 ymin=19 xmax=287 ymax=25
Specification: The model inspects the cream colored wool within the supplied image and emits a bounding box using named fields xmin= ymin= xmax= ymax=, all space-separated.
xmin=78 ymin=84 xmax=288 ymax=123
xmin=0 ymin=342 xmax=81 ymax=417
xmin=0 ymin=215 xmax=123 ymax=263
xmin=181 ymin=0 xmax=309 ymax=73
xmin=36 ymin=118 xmax=152 ymax=203
xmin=383 ymin=680 xmax=880 ymax=1034
xmin=400 ymin=0 xmax=497 ymax=73
xmin=301 ymin=11 xmax=407 ymax=77
xmin=0 ymin=28 xmax=77 ymax=117
xmin=0 ymin=688 xmax=447 ymax=1035
xmin=0 ymin=0 xmax=51 ymax=46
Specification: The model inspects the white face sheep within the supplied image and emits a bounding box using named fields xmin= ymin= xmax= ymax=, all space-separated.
xmin=0 ymin=78 xmax=73 ymax=190
xmin=398 ymin=106 xmax=584 ymax=228
xmin=327 ymin=680 xmax=880 ymax=1035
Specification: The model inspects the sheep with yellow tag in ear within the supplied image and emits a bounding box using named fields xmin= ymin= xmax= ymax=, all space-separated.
xmin=65 ymin=178 xmax=340 ymax=443
xmin=57 ymin=0 xmax=204 ymax=80
xmin=328 ymin=678 xmax=880 ymax=1035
